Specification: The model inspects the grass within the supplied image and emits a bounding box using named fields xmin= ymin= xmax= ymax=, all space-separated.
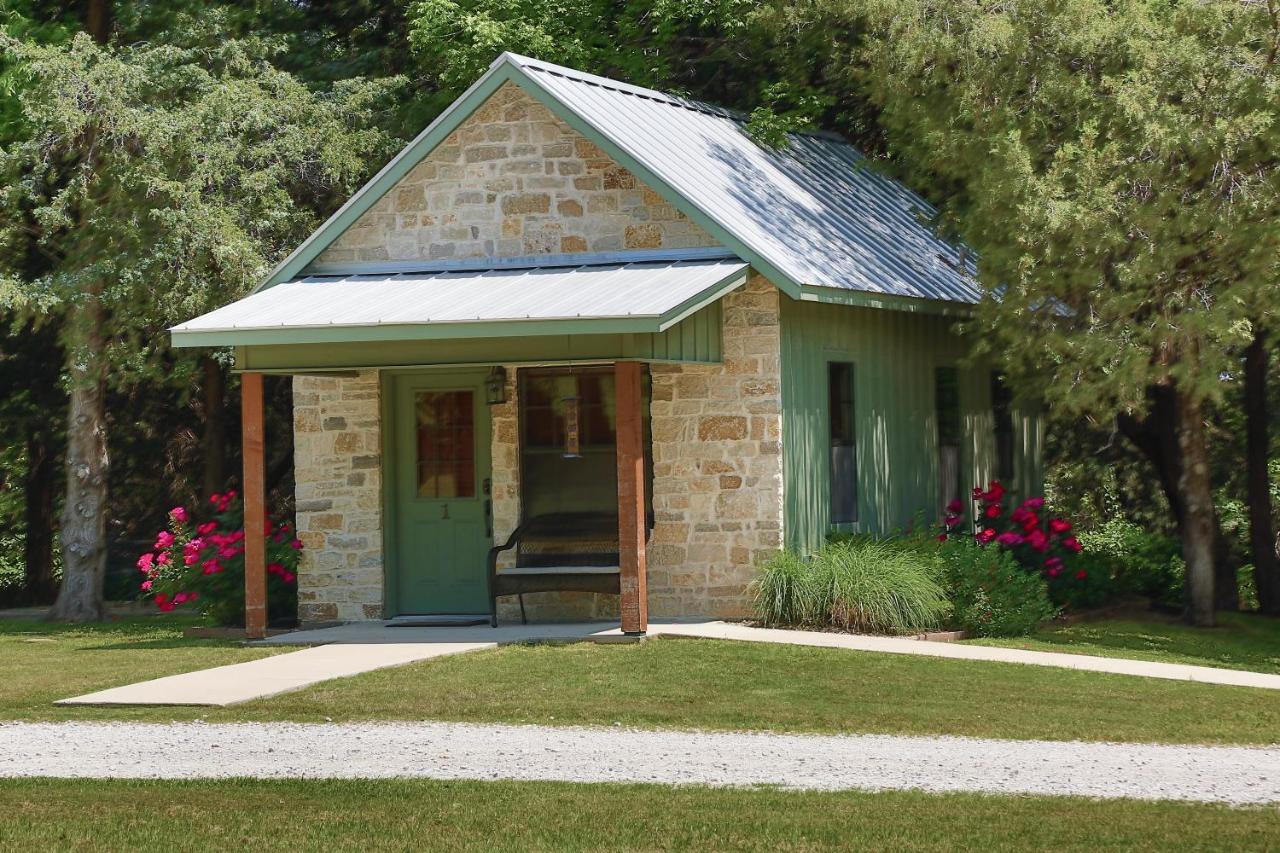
xmin=968 ymin=611 xmax=1280 ymax=674
xmin=3 ymin=618 xmax=1278 ymax=744
xmin=0 ymin=616 xmax=283 ymax=718
xmin=1 ymin=778 xmax=1277 ymax=852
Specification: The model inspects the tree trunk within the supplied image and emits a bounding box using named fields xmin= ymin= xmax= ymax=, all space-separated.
xmin=22 ymin=432 xmax=59 ymax=605
xmin=200 ymin=356 xmax=227 ymax=501
xmin=1245 ymin=330 xmax=1280 ymax=615
xmin=1117 ymin=384 xmax=1237 ymax=611
xmin=1174 ymin=388 xmax=1217 ymax=626
xmin=48 ymin=300 xmax=109 ymax=622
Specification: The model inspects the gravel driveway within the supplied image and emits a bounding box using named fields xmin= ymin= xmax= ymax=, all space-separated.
xmin=2 ymin=721 xmax=1278 ymax=804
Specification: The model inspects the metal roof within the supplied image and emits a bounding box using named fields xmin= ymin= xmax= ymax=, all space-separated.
xmin=507 ymin=54 xmax=980 ymax=305
xmin=170 ymin=259 xmax=748 ymax=348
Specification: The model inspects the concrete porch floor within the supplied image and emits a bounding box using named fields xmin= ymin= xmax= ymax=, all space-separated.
xmin=55 ymin=618 xmax=1280 ymax=708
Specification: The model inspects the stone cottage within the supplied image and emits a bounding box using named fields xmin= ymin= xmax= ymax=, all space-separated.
xmin=172 ymin=53 xmax=1042 ymax=635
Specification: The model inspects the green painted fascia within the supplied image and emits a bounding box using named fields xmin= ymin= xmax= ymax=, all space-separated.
xmin=799 ymin=285 xmax=976 ymax=317
xmin=254 ymin=62 xmax=525 ymax=293
xmin=175 ymin=315 xmax=663 ymax=348
xmin=654 ymin=271 xmax=746 ymax=333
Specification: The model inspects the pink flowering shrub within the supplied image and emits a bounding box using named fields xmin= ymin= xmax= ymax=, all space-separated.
xmin=940 ymin=481 xmax=1096 ymax=608
xmin=136 ymin=490 xmax=300 ymax=627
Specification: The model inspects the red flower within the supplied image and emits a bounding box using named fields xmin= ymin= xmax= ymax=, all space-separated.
xmin=1062 ymin=536 xmax=1082 ymax=553
xmin=1049 ymin=518 xmax=1073 ymax=535
xmin=1021 ymin=497 xmax=1045 ymax=511
xmin=1075 ymin=570 xmax=1088 ymax=580
xmin=1025 ymin=529 xmax=1049 ymax=553
xmin=267 ymin=562 xmax=285 ymax=576
xmin=984 ymin=504 xmax=1002 ymax=519
xmin=936 ymin=533 xmax=948 ymax=542
xmin=289 ymin=539 xmax=304 ymax=550
xmin=197 ymin=521 xmax=218 ymax=536
xmin=201 ymin=559 xmax=222 ymax=575
xmin=976 ymin=528 xmax=997 ymax=544
xmin=995 ymin=531 xmax=1024 ymax=547
xmin=946 ymin=499 xmax=964 ymax=514
xmin=944 ymin=513 xmax=962 ymax=528
xmin=282 ymin=572 xmax=295 ymax=584
xmin=985 ymin=481 xmax=1006 ymax=503
xmin=1044 ymin=556 xmax=1064 ymax=571
xmin=1046 ymin=567 xmax=1062 ymax=578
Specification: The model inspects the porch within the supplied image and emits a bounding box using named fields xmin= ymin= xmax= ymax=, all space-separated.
xmin=170 ymin=254 xmax=782 ymax=638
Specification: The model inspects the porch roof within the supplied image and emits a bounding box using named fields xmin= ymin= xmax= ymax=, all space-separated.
xmin=170 ymin=258 xmax=748 ymax=348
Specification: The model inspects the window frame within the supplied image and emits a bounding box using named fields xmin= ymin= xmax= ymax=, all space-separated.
xmin=827 ymin=359 xmax=859 ymax=527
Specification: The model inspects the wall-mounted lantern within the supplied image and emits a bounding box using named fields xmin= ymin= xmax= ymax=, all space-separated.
xmin=484 ymin=366 xmax=507 ymax=405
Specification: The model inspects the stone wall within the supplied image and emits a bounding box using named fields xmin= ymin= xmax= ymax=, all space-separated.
xmin=317 ymin=82 xmax=718 ymax=265
xmin=647 ymin=273 xmax=784 ymax=617
xmin=482 ymin=273 xmax=783 ymax=621
xmin=292 ymin=372 xmax=384 ymax=624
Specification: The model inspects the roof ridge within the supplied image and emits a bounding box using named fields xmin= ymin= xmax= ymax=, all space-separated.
xmin=500 ymin=52 xmax=858 ymax=148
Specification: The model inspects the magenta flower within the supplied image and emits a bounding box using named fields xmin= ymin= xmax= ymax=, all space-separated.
xmin=1062 ymin=536 xmax=1083 ymax=553
xmin=1025 ymin=529 xmax=1049 ymax=553
xmin=169 ymin=506 xmax=188 ymax=524
xmin=1021 ymin=497 xmax=1045 ymax=511
xmin=1049 ymin=518 xmax=1073 ymax=535
xmin=946 ymin=499 xmax=964 ymax=514
xmin=136 ymin=553 xmax=154 ymax=572
xmin=995 ymin=531 xmax=1024 ymax=547
xmin=154 ymin=530 xmax=175 ymax=549
xmin=197 ymin=521 xmax=218 ymax=536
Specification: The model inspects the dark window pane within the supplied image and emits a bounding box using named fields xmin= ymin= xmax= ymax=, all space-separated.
xmin=935 ymin=366 xmax=962 ymax=513
xmin=415 ymin=390 xmax=475 ymax=498
xmin=829 ymin=362 xmax=857 ymax=524
xmin=991 ymin=372 xmax=1015 ymax=484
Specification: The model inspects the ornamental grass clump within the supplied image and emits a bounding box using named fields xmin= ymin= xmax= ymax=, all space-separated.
xmin=752 ymin=539 xmax=949 ymax=634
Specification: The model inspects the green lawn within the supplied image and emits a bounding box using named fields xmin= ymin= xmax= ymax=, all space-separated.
xmin=0 ymin=616 xmax=283 ymax=719
xmin=3 ymin=618 xmax=1278 ymax=744
xmin=968 ymin=611 xmax=1280 ymax=674
xmin=0 ymin=779 xmax=1276 ymax=852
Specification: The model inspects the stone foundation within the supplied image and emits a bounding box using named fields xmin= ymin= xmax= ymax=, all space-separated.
xmin=292 ymin=372 xmax=384 ymax=624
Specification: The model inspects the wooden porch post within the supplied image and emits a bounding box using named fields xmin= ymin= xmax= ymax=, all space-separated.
xmin=615 ymin=361 xmax=648 ymax=634
xmin=241 ymin=372 xmax=268 ymax=640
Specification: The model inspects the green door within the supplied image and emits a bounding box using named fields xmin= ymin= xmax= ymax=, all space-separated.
xmin=391 ymin=371 xmax=492 ymax=615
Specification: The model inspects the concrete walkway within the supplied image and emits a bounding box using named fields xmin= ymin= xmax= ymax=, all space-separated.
xmin=57 ymin=619 xmax=1280 ymax=707
xmin=4 ymin=721 xmax=1279 ymax=804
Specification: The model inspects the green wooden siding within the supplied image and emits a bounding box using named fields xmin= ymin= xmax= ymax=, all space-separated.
xmin=780 ymin=298 xmax=1043 ymax=553
xmin=237 ymin=302 xmax=721 ymax=371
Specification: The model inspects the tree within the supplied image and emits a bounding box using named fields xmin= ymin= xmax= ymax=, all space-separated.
xmin=0 ymin=16 xmax=398 ymax=620
xmin=849 ymin=0 xmax=1280 ymax=625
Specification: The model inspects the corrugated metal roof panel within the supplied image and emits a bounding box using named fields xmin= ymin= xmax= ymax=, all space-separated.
xmin=170 ymin=259 xmax=748 ymax=347
xmin=510 ymin=54 xmax=980 ymax=304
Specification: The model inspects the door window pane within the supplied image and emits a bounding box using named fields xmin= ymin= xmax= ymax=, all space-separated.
xmin=829 ymin=362 xmax=858 ymax=524
xmin=416 ymin=390 xmax=475 ymax=499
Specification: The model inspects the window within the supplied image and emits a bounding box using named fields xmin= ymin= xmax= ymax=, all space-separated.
xmin=415 ymin=390 xmax=475 ymax=499
xmin=991 ymin=372 xmax=1015 ymax=484
xmin=517 ymin=367 xmax=653 ymax=526
xmin=828 ymin=362 xmax=857 ymax=524
xmin=935 ymin=367 xmax=962 ymax=515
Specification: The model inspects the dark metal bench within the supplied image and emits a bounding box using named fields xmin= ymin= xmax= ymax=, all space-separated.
xmin=487 ymin=512 xmax=621 ymax=626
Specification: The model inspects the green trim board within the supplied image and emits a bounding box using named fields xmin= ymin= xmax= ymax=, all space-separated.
xmin=798 ymin=285 xmax=976 ymax=318
xmin=235 ymin=303 xmax=723 ymax=372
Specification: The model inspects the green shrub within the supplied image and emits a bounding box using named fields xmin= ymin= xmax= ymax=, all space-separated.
xmin=1078 ymin=519 xmax=1183 ymax=608
xmin=752 ymin=538 xmax=949 ymax=634
xmin=941 ymin=539 xmax=1057 ymax=637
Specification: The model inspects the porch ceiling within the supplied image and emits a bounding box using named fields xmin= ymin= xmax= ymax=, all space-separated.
xmin=170 ymin=258 xmax=747 ymax=348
